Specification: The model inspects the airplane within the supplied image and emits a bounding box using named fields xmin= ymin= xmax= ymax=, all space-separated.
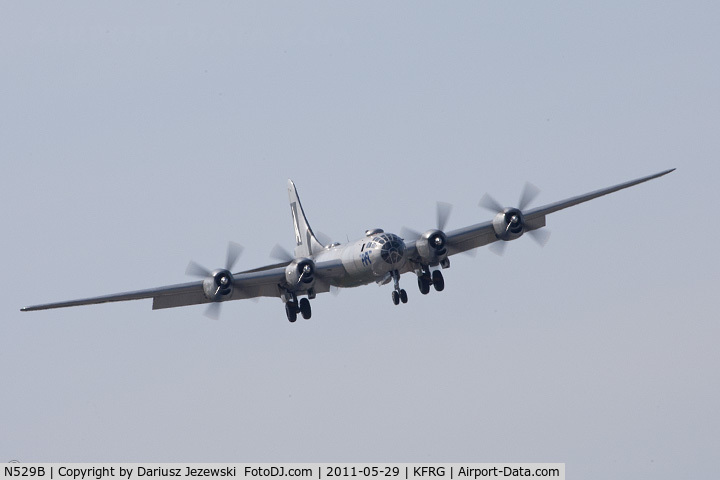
xmin=21 ymin=168 xmax=675 ymax=322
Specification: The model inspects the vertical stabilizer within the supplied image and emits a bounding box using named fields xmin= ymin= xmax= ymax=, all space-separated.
xmin=287 ymin=180 xmax=325 ymax=258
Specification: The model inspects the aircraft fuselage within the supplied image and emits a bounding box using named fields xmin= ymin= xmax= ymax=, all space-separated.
xmin=311 ymin=230 xmax=408 ymax=289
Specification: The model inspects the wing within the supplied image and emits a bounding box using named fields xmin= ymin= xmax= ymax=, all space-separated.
xmin=443 ymin=168 xmax=675 ymax=256
xmin=20 ymin=264 xmax=287 ymax=312
xmin=20 ymin=280 xmax=206 ymax=312
xmin=151 ymin=266 xmax=289 ymax=310
xmin=21 ymin=259 xmax=345 ymax=312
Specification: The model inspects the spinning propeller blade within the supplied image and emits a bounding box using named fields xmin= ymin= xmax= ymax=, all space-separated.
xmin=479 ymin=193 xmax=505 ymax=213
xmin=204 ymin=302 xmax=222 ymax=320
xmin=186 ymin=261 xmax=210 ymax=278
xmin=270 ymin=244 xmax=294 ymax=262
xmin=489 ymin=241 xmax=507 ymax=256
xmin=400 ymin=226 xmax=421 ymax=241
xmin=528 ymin=228 xmax=551 ymax=247
xmin=400 ymin=201 xmax=453 ymax=242
xmin=518 ymin=182 xmax=540 ymax=211
xmin=436 ymin=201 xmax=453 ymax=231
xmin=225 ymin=241 xmax=243 ymax=271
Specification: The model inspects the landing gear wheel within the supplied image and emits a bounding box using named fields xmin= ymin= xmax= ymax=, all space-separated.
xmin=392 ymin=290 xmax=400 ymax=305
xmin=432 ymin=270 xmax=445 ymax=292
xmin=418 ymin=276 xmax=431 ymax=295
xmin=299 ymin=298 xmax=312 ymax=319
xmin=285 ymin=302 xmax=298 ymax=322
xmin=399 ymin=289 xmax=408 ymax=304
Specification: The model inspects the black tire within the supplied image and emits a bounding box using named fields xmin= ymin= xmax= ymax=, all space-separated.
xmin=399 ymin=289 xmax=408 ymax=303
xmin=286 ymin=302 xmax=298 ymax=322
xmin=432 ymin=270 xmax=445 ymax=292
xmin=299 ymin=298 xmax=312 ymax=319
xmin=392 ymin=290 xmax=400 ymax=305
xmin=418 ymin=276 xmax=430 ymax=295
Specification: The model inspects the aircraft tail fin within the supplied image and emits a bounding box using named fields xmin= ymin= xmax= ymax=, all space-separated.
xmin=287 ymin=180 xmax=325 ymax=258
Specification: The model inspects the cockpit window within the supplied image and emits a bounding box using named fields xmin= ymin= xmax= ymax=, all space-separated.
xmin=373 ymin=234 xmax=405 ymax=265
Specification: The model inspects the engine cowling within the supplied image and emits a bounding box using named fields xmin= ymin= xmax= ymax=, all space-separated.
xmin=285 ymin=258 xmax=315 ymax=289
xmin=492 ymin=208 xmax=525 ymax=241
xmin=415 ymin=229 xmax=448 ymax=264
xmin=202 ymin=269 xmax=234 ymax=301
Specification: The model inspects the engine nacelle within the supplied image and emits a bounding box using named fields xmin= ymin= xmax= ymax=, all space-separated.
xmin=202 ymin=269 xmax=234 ymax=301
xmin=492 ymin=208 xmax=525 ymax=241
xmin=285 ymin=258 xmax=315 ymax=289
xmin=415 ymin=229 xmax=448 ymax=265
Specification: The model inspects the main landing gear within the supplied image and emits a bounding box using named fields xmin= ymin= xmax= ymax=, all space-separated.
xmin=390 ymin=270 xmax=408 ymax=305
xmin=284 ymin=293 xmax=312 ymax=322
xmin=417 ymin=267 xmax=444 ymax=295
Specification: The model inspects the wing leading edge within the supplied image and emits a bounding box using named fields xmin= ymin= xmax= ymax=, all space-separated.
xmin=444 ymin=168 xmax=675 ymax=256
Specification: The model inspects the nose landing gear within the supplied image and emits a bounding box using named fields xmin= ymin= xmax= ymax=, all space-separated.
xmin=390 ymin=270 xmax=408 ymax=305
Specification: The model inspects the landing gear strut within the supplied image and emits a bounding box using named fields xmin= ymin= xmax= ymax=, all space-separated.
xmin=418 ymin=270 xmax=431 ymax=295
xmin=390 ymin=270 xmax=407 ymax=305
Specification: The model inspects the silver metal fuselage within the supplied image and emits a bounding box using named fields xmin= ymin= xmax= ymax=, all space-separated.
xmin=311 ymin=232 xmax=407 ymax=288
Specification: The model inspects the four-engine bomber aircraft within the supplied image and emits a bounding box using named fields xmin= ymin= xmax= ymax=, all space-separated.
xmin=22 ymin=169 xmax=674 ymax=322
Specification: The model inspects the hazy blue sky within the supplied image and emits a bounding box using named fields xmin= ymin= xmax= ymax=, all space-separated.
xmin=2 ymin=2 xmax=718 ymax=478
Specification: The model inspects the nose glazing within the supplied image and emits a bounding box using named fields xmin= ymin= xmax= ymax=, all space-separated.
xmin=376 ymin=234 xmax=405 ymax=265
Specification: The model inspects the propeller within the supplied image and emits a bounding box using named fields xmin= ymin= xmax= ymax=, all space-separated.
xmin=399 ymin=226 xmax=421 ymax=242
xmin=518 ymin=182 xmax=540 ymax=211
xmin=488 ymin=241 xmax=507 ymax=256
xmin=480 ymin=182 xmax=550 ymax=256
xmin=270 ymin=244 xmax=294 ymax=263
xmin=478 ymin=192 xmax=505 ymax=214
xmin=186 ymin=241 xmax=244 ymax=276
xmin=271 ymin=243 xmax=339 ymax=296
xmin=315 ymin=231 xmax=333 ymax=246
xmin=204 ymin=302 xmax=222 ymax=321
xmin=436 ymin=201 xmax=453 ymax=232
xmin=224 ymin=241 xmax=243 ymax=271
xmin=271 ymin=244 xmax=318 ymax=290
xmin=401 ymin=201 xmax=453 ymax=241
xmin=479 ymin=182 xmax=540 ymax=213
xmin=527 ymin=228 xmax=551 ymax=247
xmin=185 ymin=241 xmax=244 ymax=319
xmin=185 ymin=261 xmax=211 ymax=278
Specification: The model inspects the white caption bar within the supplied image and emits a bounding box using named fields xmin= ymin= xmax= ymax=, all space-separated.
xmin=2 ymin=464 xmax=564 ymax=480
